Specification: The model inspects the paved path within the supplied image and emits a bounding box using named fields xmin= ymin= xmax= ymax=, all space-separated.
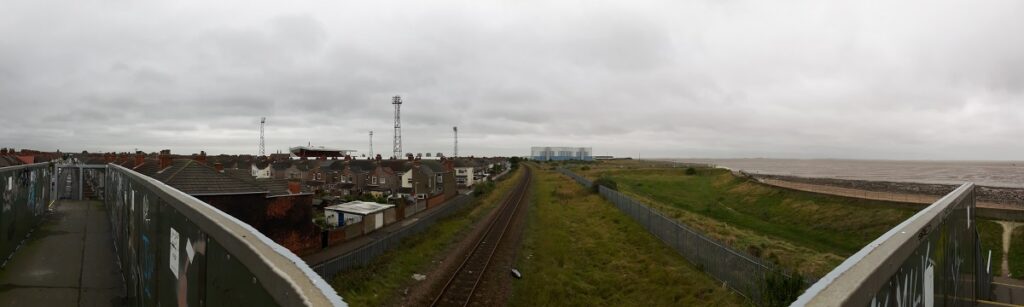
xmin=987 ymin=277 xmax=1024 ymax=306
xmin=0 ymin=200 xmax=125 ymax=306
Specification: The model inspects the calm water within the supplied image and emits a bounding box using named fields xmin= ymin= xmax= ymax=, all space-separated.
xmin=667 ymin=159 xmax=1024 ymax=188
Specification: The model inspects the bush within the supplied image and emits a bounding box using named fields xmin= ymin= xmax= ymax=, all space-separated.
xmin=761 ymin=267 xmax=805 ymax=307
xmin=685 ymin=167 xmax=697 ymax=175
xmin=592 ymin=177 xmax=618 ymax=193
xmin=581 ymin=166 xmax=591 ymax=171
xmin=473 ymin=181 xmax=496 ymax=197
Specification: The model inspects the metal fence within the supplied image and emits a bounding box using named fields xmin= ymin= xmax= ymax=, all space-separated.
xmin=103 ymin=164 xmax=344 ymax=306
xmin=559 ymin=168 xmax=791 ymax=303
xmin=793 ymin=183 xmax=987 ymax=306
xmin=0 ymin=163 xmax=53 ymax=268
xmin=313 ymin=194 xmax=475 ymax=279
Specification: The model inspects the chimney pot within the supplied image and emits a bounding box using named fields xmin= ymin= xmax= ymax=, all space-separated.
xmin=159 ymin=149 xmax=172 ymax=170
xmin=214 ymin=162 xmax=223 ymax=172
xmin=196 ymin=151 xmax=207 ymax=164
xmin=134 ymin=151 xmax=145 ymax=167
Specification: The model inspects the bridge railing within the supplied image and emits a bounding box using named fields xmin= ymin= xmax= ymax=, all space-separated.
xmin=104 ymin=164 xmax=344 ymax=306
xmin=0 ymin=163 xmax=53 ymax=268
xmin=792 ymin=183 xmax=982 ymax=306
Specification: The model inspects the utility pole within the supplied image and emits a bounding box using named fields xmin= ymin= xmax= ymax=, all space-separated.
xmin=453 ymin=126 xmax=458 ymax=157
xmin=392 ymin=96 xmax=403 ymax=159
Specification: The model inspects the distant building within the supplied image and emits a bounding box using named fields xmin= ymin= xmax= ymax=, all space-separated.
xmin=288 ymin=146 xmax=356 ymax=160
xmin=530 ymin=147 xmax=593 ymax=161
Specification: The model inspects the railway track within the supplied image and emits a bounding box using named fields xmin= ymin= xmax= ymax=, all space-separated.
xmin=430 ymin=167 xmax=532 ymax=307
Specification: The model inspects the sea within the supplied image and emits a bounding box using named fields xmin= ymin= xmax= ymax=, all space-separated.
xmin=665 ymin=159 xmax=1024 ymax=188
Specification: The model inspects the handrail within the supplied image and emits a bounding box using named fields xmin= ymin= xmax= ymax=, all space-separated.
xmin=792 ymin=182 xmax=976 ymax=306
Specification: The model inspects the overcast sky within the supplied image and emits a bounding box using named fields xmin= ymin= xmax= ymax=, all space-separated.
xmin=2 ymin=0 xmax=1023 ymax=160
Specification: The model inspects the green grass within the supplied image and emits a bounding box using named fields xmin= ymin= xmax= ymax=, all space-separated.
xmin=509 ymin=165 xmax=746 ymax=307
xmin=977 ymin=220 xmax=1003 ymax=276
xmin=1010 ymin=226 xmax=1024 ymax=279
xmin=330 ymin=168 xmax=523 ymax=306
xmin=574 ymin=161 xmax=919 ymax=277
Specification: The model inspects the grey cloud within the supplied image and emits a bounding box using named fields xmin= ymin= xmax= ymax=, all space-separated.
xmin=1 ymin=0 xmax=1023 ymax=159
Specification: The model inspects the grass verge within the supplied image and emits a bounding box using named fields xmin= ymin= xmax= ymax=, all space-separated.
xmin=977 ymin=220 xmax=1003 ymax=276
xmin=330 ymin=168 xmax=523 ymax=306
xmin=1010 ymin=226 xmax=1024 ymax=279
xmin=510 ymin=165 xmax=746 ymax=306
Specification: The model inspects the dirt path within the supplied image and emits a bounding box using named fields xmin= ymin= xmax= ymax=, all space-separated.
xmin=999 ymin=221 xmax=1021 ymax=277
xmin=760 ymin=178 xmax=1021 ymax=210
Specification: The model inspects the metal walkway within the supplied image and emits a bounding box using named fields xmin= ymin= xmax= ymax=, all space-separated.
xmin=0 ymin=200 xmax=125 ymax=306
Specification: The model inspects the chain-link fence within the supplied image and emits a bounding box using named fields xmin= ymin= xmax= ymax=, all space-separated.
xmin=559 ymin=168 xmax=795 ymax=303
xmin=312 ymin=195 xmax=475 ymax=279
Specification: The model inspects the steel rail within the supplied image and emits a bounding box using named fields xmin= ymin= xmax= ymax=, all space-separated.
xmin=430 ymin=168 xmax=532 ymax=307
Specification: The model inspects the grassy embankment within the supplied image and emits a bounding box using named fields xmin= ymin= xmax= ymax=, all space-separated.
xmin=330 ymin=168 xmax=523 ymax=307
xmin=571 ymin=161 xmax=922 ymax=277
xmin=1010 ymin=226 xmax=1024 ymax=279
xmin=977 ymin=220 xmax=1004 ymax=276
xmin=572 ymin=160 xmax=1011 ymax=278
xmin=510 ymin=165 xmax=746 ymax=306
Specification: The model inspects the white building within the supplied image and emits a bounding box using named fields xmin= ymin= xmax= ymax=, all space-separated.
xmin=323 ymin=201 xmax=395 ymax=230
xmin=530 ymin=147 xmax=593 ymax=161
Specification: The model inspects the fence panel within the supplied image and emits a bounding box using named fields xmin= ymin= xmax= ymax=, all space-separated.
xmin=0 ymin=163 xmax=52 ymax=268
xmin=794 ymin=183 xmax=982 ymax=306
xmin=104 ymin=164 xmax=341 ymax=306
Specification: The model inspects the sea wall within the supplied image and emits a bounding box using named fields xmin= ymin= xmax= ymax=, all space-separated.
xmin=750 ymin=174 xmax=1024 ymax=206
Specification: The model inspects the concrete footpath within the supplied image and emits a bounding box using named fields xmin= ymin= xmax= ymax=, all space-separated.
xmin=0 ymin=200 xmax=125 ymax=307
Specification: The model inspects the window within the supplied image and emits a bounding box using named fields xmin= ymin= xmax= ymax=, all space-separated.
xmin=371 ymin=176 xmax=378 ymax=184
xmin=380 ymin=177 xmax=386 ymax=184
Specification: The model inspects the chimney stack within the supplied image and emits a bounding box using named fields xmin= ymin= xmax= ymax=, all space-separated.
xmin=407 ymin=154 xmax=414 ymax=161
xmin=134 ymin=151 xmax=145 ymax=167
xmin=344 ymin=155 xmax=351 ymax=161
xmin=159 ymin=149 xmax=172 ymax=170
xmin=196 ymin=151 xmax=207 ymax=164
xmin=288 ymin=179 xmax=301 ymax=194
xmin=375 ymin=154 xmax=382 ymax=162
xmin=214 ymin=162 xmax=223 ymax=173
